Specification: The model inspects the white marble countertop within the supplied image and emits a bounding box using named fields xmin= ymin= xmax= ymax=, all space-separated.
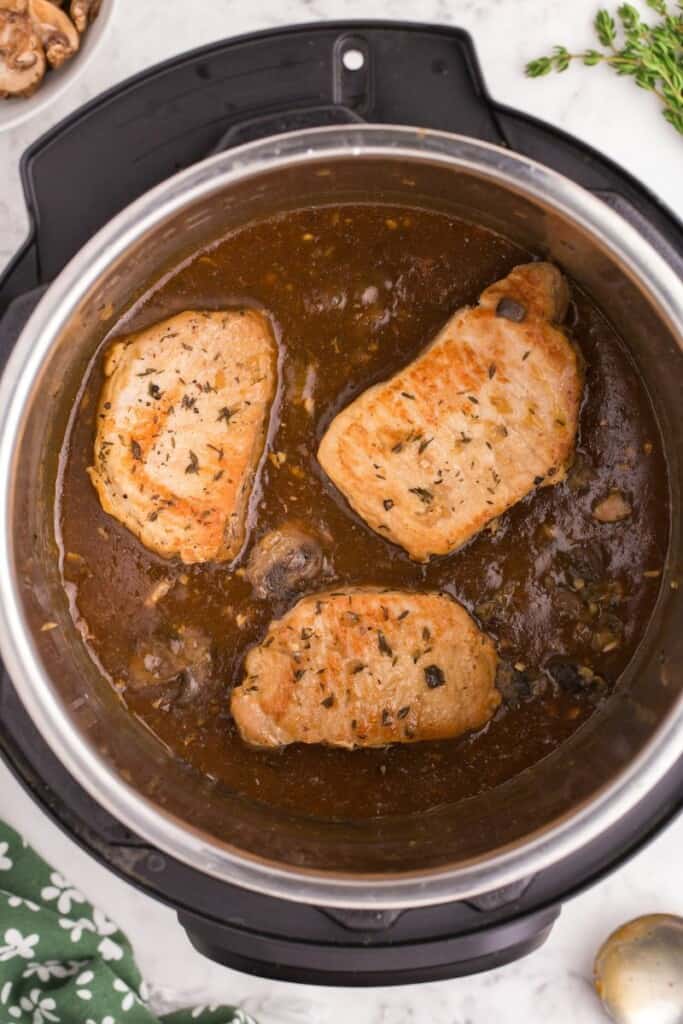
xmin=1 ymin=1 xmax=681 ymax=1021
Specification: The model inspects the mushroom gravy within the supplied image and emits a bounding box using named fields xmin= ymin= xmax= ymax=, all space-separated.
xmin=57 ymin=203 xmax=668 ymax=820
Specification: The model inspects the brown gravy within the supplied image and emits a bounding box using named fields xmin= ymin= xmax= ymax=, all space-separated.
xmin=58 ymin=203 xmax=668 ymax=820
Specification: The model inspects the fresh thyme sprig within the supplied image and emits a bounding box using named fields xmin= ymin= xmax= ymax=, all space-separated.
xmin=526 ymin=2 xmax=683 ymax=135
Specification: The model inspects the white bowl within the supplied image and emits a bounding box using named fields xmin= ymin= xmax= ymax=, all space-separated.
xmin=0 ymin=0 xmax=115 ymax=132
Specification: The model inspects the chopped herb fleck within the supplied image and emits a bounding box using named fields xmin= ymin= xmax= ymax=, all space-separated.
xmin=130 ymin=440 xmax=142 ymax=461
xmin=181 ymin=394 xmax=196 ymax=410
xmin=148 ymin=383 xmax=162 ymax=400
xmin=409 ymin=486 xmax=433 ymax=504
xmin=381 ymin=708 xmax=392 ymax=726
xmin=424 ymin=664 xmax=446 ymax=689
xmin=488 ymin=364 xmax=497 ymax=379
xmin=383 ymin=498 xmax=394 ymax=511
xmin=377 ymin=631 xmax=393 ymax=657
xmin=401 ymin=391 xmax=416 ymax=400
xmin=397 ymin=705 xmax=411 ymax=719
xmin=397 ymin=609 xmax=410 ymax=620
xmin=418 ymin=437 xmax=433 ymax=454
xmin=391 ymin=441 xmax=404 ymax=454
xmin=185 ymin=451 xmax=200 ymax=474
xmin=218 ymin=405 xmax=237 ymax=424
xmin=321 ymin=695 xmax=335 ymax=708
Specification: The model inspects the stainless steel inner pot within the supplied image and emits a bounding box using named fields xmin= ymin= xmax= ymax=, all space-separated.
xmin=0 ymin=126 xmax=681 ymax=909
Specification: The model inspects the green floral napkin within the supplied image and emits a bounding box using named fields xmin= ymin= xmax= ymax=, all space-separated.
xmin=0 ymin=822 xmax=255 ymax=1024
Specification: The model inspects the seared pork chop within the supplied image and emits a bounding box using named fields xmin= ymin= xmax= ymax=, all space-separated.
xmin=318 ymin=263 xmax=581 ymax=561
xmin=88 ymin=310 xmax=277 ymax=564
xmin=231 ymin=588 xmax=499 ymax=748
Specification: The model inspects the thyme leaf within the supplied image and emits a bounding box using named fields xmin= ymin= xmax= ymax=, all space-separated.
xmin=526 ymin=3 xmax=683 ymax=136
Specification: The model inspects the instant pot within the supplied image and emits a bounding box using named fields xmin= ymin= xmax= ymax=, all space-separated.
xmin=0 ymin=23 xmax=681 ymax=985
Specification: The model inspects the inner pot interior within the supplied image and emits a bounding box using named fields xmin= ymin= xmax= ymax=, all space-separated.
xmin=8 ymin=141 xmax=682 ymax=879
